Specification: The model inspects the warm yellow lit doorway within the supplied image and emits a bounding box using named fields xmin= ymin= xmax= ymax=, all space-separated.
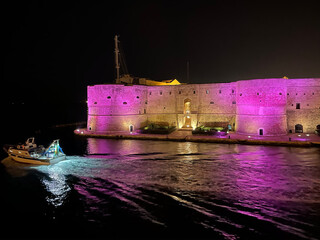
xmin=183 ymin=99 xmax=192 ymax=128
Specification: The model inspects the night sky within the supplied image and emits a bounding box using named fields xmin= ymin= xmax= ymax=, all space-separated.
xmin=3 ymin=1 xmax=320 ymax=109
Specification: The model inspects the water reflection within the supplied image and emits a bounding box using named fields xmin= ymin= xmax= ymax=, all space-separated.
xmin=35 ymin=163 xmax=71 ymax=207
xmin=2 ymin=138 xmax=320 ymax=239
xmin=84 ymin=138 xmax=320 ymax=203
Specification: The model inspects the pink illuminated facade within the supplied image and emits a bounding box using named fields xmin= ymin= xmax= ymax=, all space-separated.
xmin=87 ymin=78 xmax=320 ymax=136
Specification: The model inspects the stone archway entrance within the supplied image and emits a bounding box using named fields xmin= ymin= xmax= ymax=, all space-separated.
xmin=295 ymin=124 xmax=303 ymax=133
xmin=182 ymin=99 xmax=192 ymax=128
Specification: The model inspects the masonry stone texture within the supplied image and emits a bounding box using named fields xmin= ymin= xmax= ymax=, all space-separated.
xmin=87 ymin=78 xmax=320 ymax=136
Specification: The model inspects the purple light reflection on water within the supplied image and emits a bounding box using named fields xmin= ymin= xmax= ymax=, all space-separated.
xmin=83 ymin=139 xmax=320 ymax=203
xmin=23 ymin=139 xmax=320 ymax=239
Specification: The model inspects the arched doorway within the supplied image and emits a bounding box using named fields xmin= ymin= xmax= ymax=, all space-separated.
xmin=184 ymin=99 xmax=191 ymax=114
xmin=316 ymin=125 xmax=320 ymax=136
xmin=295 ymin=124 xmax=303 ymax=133
xmin=183 ymin=99 xmax=192 ymax=128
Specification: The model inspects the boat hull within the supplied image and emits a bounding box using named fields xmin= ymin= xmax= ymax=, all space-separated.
xmin=9 ymin=153 xmax=66 ymax=165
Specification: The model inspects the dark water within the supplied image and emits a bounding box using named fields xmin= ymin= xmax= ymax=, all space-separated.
xmin=0 ymin=128 xmax=319 ymax=239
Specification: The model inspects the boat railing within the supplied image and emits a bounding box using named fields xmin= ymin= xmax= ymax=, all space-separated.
xmin=42 ymin=140 xmax=65 ymax=158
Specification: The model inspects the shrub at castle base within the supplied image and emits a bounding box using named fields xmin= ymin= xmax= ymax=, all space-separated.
xmin=139 ymin=123 xmax=176 ymax=134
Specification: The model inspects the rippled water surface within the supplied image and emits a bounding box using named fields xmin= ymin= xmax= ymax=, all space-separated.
xmin=1 ymin=133 xmax=320 ymax=239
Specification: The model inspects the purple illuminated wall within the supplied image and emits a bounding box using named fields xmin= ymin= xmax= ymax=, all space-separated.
xmin=286 ymin=78 xmax=320 ymax=133
xmin=87 ymin=78 xmax=320 ymax=135
xmin=87 ymin=84 xmax=148 ymax=132
xmin=236 ymin=79 xmax=287 ymax=136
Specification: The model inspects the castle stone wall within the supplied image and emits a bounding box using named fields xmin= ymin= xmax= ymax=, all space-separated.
xmin=286 ymin=78 xmax=320 ymax=133
xmin=87 ymin=78 xmax=320 ymax=135
xmin=236 ymin=79 xmax=287 ymax=136
xmin=87 ymin=85 xmax=148 ymax=131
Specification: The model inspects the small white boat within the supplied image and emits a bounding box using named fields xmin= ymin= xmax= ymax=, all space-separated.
xmin=4 ymin=138 xmax=66 ymax=165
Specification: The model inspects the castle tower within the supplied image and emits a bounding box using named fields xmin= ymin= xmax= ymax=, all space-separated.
xmin=87 ymin=84 xmax=148 ymax=132
xmin=235 ymin=79 xmax=288 ymax=136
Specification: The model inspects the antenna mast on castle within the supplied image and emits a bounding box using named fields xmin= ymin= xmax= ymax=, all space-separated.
xmin=114 ymin=35 xmax=120 ymax=83
xmin=187 ymin=61 xmax=190 ymax=83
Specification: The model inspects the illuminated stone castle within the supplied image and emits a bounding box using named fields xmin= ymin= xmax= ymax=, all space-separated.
xmin=87 ymin=77 xmax=320 ymax=136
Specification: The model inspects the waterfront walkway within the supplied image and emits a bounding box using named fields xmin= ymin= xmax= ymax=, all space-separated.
xmin=74 ymin=128 xmax=320 ymax=147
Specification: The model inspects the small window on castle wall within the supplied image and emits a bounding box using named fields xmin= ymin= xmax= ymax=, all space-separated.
xmin=123 ymin=102 xmax=127 ymax=105
xmin=287 ymin=93 xmax=289 ymax=95
xmin=219 ymin=90 xmax=221 ymax=94
xmin=149 ymin=92 xmax=152 ymax=95
xmin=232 ymin=101 xmax=236 ymax=104
xmin=257 ymin=93 xmax=259 ymax=95
xmin=179 ymin=91 xmax=181 ymax=94
xmin=94 ymin=102 xmax=97 ymax=104
xmin=296 ymin=103 xmax=300 ymax=109
xmin=107 ymin=96 xmax=111 ymax=99
xmin=232 ymin=89 xmax=234 ymax=93
xmin=279 ymin=92 xmax=282 ymax=95
xmin=312 ymin=92 xmax=314 ymax=95
xmin=206 ymin=90 xmax=209 ymax=94
xmin=169 ymin=91 xmax=172 ymax=95
xmin=160 ymin=91 xmax=162 ymax=95
xmin=136 ymin=96 xmax=139 ymax=99
xmin=240 ymin=93 xmax=242 ymax=96
xmin=210 ymin=101 xmax=214 ymax=104
xmin=193 ymin=90 xmax=196 ymax=94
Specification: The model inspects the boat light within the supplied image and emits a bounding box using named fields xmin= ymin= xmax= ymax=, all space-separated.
xmin=248 ymin=136 xmax=251 ymax=138
xmin=306 ymin=134 xmax=310 ymax=137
